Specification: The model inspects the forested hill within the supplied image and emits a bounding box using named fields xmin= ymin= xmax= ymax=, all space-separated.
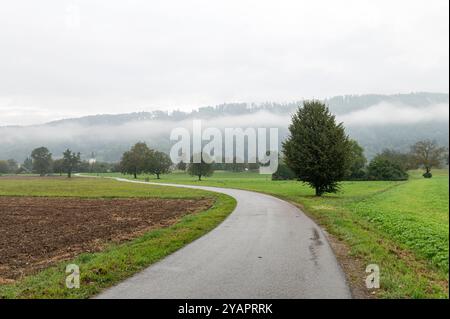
xmin=46 ymin=92 xmax=448 ymax=125
xmin=1 ymin=93 xmax=448 ymax=162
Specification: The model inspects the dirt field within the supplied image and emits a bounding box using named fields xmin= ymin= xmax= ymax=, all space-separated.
xmin=0 ymin=196 xmax=213 ymax=282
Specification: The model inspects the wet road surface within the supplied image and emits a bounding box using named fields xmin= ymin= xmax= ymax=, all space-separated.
xmin=95 ymin=178 xmax=352 ymax=299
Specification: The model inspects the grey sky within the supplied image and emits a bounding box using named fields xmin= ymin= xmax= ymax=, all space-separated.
xmin=0 ymin=0 xmax=448 ymax=125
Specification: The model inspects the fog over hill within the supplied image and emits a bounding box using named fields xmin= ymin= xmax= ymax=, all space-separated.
xmin=1 ymin=93 xmax=448 ymax=162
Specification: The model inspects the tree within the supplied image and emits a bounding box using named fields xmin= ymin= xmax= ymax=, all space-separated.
xmin=176 ymin=161 xmax=187 ymax=171
xmin=119 ymin=142 xmax=152 ymax=178
xmin=0 ymin=160 xmax=9 ymax=174
xmin=376 ymin=149 xmax=414 ymax=171
xmin=366 ymin=157 xmax=408 ymax=181
xmin=62 ymin=149 xmax=81 ymax=178
xmin=6 ymin=159 xmax=18 ymax=173
xmin=53 ymin=159 xmax=64 ymax=176
xmin=410 ymin=140 xmax=447 ymax=178
xmin=187 ymin=153 xmax=214 ymax=181
xmin=346 ymin=140 xmax=367 ymax=180
xmin=31 ymin=147 xmax=53 ymax=176
xmin=148 ymin=151 xmax=172 ymax=179
xmin=22 ymin=157 xmax=33 ymax=172
xmin=283 ymin=100 xmax=351 ymax=196
xmin=0 ymin=159 xmax=17 ymax=174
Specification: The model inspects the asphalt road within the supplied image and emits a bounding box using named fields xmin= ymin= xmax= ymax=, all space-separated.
xmin=95 ymin=178 xmax=352 ymax=299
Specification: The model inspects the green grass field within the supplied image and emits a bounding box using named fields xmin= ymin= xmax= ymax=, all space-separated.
xmin=100 ymin=169 xmax=449 ymax=298
xmin=0 ymin=177 xmax=236 ymax=298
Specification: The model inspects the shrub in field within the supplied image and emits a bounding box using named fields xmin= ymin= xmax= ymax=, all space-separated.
xmin=375 ymin=148 xmax=415 ymax=171
xmin=423 ymin=172 xmax=432 ymax=178
xmin=367 ymin=157 xmax=408 ymax=181
xmin=345 ymin=140 xmax=367 ymax=180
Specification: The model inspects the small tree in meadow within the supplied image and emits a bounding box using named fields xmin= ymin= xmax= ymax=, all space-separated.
xmin=187 ymin=153 xmax=214 ymax=181
xmin=62 ymin=149 xmax=81 ymax=178
xmin=120 ymin=142 xmax=152 ymax=178
xmin=31 ymin=147 xmax=53 ymax=176
xmin=148 ymin=151 xmax=172 ymax=179
xmin=410 ymin=140 xmax=447 ymax=178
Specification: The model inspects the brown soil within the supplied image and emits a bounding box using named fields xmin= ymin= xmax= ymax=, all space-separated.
xmin=0 ymin=196 xmax=213 ymax=282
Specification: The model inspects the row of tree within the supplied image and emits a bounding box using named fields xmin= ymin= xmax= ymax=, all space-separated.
xmin=335 ymin=140 xmax=446 ymax=182
xmin=119 ymin=142 xmax=172 ymax=179
xmin=0 ymin=147 xmax=115 ymax=177
xmin=0 ymin=159 xmax=18 ymax=175
xmin=365 ymin=141 xmax=447 ymax=180
xmin=118 ymin=143 xmax=216 ymax=181
xmin=26 ymin=147 xmax=82 ymax=177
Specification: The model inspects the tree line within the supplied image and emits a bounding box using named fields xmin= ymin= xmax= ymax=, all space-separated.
xmin=0 ymin=142 xmax=217 ymax=181
xmin=0 ymin=147 xmax=116 ymax=177
xmin=118 ymin=142 xmax=215 ymax=181
xmin=119 ymin=142 xmax=172 ymax=179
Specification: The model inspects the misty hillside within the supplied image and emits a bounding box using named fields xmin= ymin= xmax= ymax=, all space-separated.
xmin=1 ymin=93 xmax=448 ymax=162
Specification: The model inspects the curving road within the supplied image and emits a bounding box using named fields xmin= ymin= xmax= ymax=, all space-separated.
xmin=95 ymin=178 xmax=351 ymax=299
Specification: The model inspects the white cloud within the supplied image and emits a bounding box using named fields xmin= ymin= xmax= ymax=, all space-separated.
xmin=338 ymin=103 xmax=449 ymax=126
xmin=0 ymin=106 xmax=80 ymax=126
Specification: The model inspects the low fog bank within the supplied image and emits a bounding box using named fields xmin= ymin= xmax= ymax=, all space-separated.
xmin=1 ymin=103 xmax=448 ymax=162
xmin=339 ymin=102 xmax=449 ymax=126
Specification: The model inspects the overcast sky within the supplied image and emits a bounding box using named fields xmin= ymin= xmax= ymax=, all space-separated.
xmin=0 ymin=0 xmax=448 ymax=125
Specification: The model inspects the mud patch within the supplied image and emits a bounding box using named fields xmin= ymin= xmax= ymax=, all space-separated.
xmin=0 ymin=196 xmax=213 ymax=281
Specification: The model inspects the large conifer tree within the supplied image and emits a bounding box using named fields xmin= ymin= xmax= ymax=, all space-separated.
xmin=283 ymin=101 xmax=351 ymax=196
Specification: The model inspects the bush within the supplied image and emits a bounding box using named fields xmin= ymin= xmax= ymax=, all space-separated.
xmin=423 ymin=172 xmax=432 ymax=178
xmin=346 ymin=168 xmax=367 ymax=181
xmin=272 ymin=163 xmax=296 ymax=180
xmin=367 ymin=158 xmax=409 ymax=181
